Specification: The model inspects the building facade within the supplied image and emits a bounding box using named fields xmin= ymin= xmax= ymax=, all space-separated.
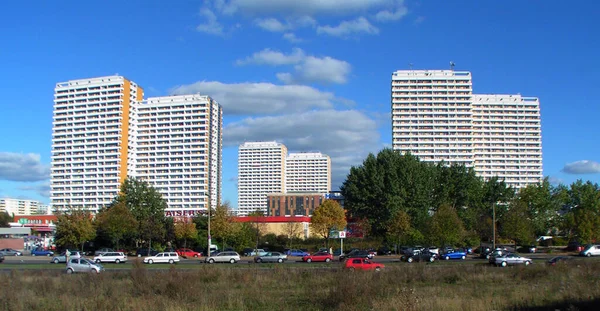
xmin=266 ymin=193 xmax=326 ymax=217
xmin=237 ymin=142 xmax=287 ymax=216
xmin=50 ymin=76 xmax=222 ymax=214
xmin=134 ymin=95 xmax=222 ymax=215
xmin=0 ymin=198 xmax=50 ymax=216
xmin=285 ymin=152 xmax=331 ymax=193
xmin=391 ymin=69 xmax=542 ymax=188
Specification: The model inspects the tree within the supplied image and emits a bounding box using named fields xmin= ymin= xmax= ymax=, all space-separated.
xmin=427 ymin=204 xmax=465 ymax=247
xmin=517 ymin=178 xmax=562 ymax=236
xmin=55 ymin=207 xmax=96 ymax=251
xmin=111 ymin=177 xmax=167 ymax=247
xmin=500 ymin=200 xmax=534 ymax=245
xmin=310 ymin=199 xmax=347 ymax=247
xmin=283 ymin=222 xmax=303 ymax=247
xmin=386 ymin=210 xmax=412 ymax=246
xmin=95 ymin=202 xmax=138 ymax=250
xmin=174 ymin=220 xmax=198 ymax=248
xmin=0 ymin=211 xmax=13 ymax=227
xmin=211 ymin=202 xmax=236 ymax=249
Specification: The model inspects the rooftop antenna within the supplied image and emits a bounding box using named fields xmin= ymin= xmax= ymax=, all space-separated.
xmin=409 ymin=63 xmax=413 ymax=70
xmin=449 ymin=61 xmax=455 ymax=71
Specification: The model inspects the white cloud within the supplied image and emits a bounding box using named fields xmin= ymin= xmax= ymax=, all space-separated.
xmin=213 ymin=0 xmax=404 ymax=17
xmin=196 ymin=8 xmax=225 ymax=35
xmin=317 ymin=17 xmax=379 ymax=37
xmin=236 ymin=48 xmax=305 ymax=66
xmin=170 ymin=81 xmax=335 ymax=115
xmin=0 ymin=152 xmax=49 ymax=182
xmin=223 ymin=109 xmax=381 ymax=188
xmin=282 ymin=32 xmax=303 ymax=43
xmin=237 ymin=48 xmax=351 ymax=84
xmin=562 ymin=160 xmax=600 ymax=174
xmin=254 ymin=18 xmax=288 ymax=32
xmin=374 ymin=7 xmax=408 ymax=22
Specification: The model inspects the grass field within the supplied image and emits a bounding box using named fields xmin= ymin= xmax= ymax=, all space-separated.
xmin=1 ymin=260 xmax=600 ymax=311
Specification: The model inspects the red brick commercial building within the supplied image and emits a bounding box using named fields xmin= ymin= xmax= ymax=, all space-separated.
xmin=266 ymin=193 xmax=326 ymax=217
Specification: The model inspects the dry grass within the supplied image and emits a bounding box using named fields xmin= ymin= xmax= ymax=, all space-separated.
xmin=1 ymin=261 xmax=600 ymax=311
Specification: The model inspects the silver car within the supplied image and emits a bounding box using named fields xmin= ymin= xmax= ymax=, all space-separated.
xmin=495 ymin=253 xmax=532 ymax=267
xmin=66 ymin=258 xmax=104 ymax=274
xmin=254 ymin=252 xmax=287 ymax=263
xmin=51 ymin=251 xmax=83 ymax=264
xmin=204 ymin=251 xmax=240 ymax=264
xmin=0 ymin=248 xmax=22 ymax=256
xmin=93 ymin=252 xmax=127 ymax=264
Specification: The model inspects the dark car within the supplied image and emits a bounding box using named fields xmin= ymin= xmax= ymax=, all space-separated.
xmin=401 ymin=250 xmax=436 ymax=263
xmin=547 ymin=256 xmax=573 ymax=266
xmin=136 ymin=248 xmax=159 ymax=257
xmin=0 ymin=252 xmax=4 ymax=263
xmin=339 ymin=250 xmax=372 ymax=262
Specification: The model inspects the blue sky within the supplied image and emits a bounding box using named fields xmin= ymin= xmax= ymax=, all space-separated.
xmin=1 ymin=0 xmax=599 ymax=208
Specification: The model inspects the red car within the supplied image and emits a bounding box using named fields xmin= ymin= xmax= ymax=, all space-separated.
xmin=176 ymin=248 xmax=202 ymax=258
xmin=344 ymin=258 xmax=385 ymax=271
xmin=302 ymin=252 xmax=334 ymax=263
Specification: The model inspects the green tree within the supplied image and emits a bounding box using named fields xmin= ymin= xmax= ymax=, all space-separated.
xmin=174 ymin=220 xmax=198 ymax=248
xmin=0 ymin=211 xmax=13 ymax=227
xmin=517 ymin=178 xmax=562 ymax=236
xmin=427 ymin=204 xmax=465 ymax=247
xmin=386 ymin=210 xmax=412 ymax=246
xmin=310 ymin=199 xmax=347 ymax=247
xmin=500 ymin=200 xmax=535 ymax=245
xmin=211 ymin=202 xmax=236 ymax=249
xmin=55 ymin=207 xmax=96 ymax=251
xmin=561 ymin=180 xmax=600 ymax=243
xmin=111 ymin=177 xmax=167 ymax=247
xmin=95 ymin=202 xmax=138 ymax=250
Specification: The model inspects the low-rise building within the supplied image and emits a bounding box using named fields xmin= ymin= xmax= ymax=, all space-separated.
xmin=234 ymin=216 xmax=311 ymax=239
xmin=266 ymin=193 xmax=326 ymax=217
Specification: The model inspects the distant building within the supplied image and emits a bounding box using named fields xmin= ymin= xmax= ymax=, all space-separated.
xmin=234 ymin=216 xmax=312 ymax=239
xmin=285 ymin=152 xmax=331 ymax=193
xmin=0 ymin=198 xmax=50 ymax=216
xmin=266 ymin=193 xmax=326 ymax=217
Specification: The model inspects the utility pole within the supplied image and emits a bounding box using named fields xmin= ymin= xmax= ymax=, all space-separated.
xmin=492 ymin=203 xmax=496 ymax=250
xmin=207 ymin=204 xmax=211 ymax=256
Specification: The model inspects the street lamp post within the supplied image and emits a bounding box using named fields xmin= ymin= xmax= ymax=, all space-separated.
xmin=207 ymin=205 xmax=211 ymax=256
xmin=492 ymin=202 xmax=496 ymax=250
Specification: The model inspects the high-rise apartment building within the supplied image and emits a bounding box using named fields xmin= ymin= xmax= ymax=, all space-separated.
xmin=237 ymin=142 xmax=287 ymax=216
xmin=285 ymin=152 xmax=331 ymax=193
xmin=51 ymin=76 xmax=142 ymax=212
xmin=391 ymin=69 xmax=542 ymax=188
xmin=50 ymin=76 xmax=222 ymax=215
xmin=1 ymin=198 xmax=51 ymax=215
xmin=135 ymin=95 xmax=222 ymax=215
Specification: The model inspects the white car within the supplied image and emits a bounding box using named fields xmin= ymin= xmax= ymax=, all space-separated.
xmin=143 ymin=252 xmax=180 ymax=264
xmin=93 ymin=252 xmax=127 ymax=264
xmin=580 ymin=244 xmax=600 ymax=257
xmin=495 ymin=253 xmax=532 ymax=267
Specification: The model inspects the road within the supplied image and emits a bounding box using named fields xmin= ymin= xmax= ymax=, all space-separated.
xmin=0 ymin=252 xmax=581 ymax=268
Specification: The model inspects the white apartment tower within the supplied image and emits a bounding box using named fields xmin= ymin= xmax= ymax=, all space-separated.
xmin=285 ymin=152 xmax=331 ymax=193
xmin=0 ymin=198 xmax=51 ymax=216
xmin=51 ymin=76 xmax=142 ymax=212
xmin=135 ymin=95 xmax=222 ymax=214
xmin=237 ymin=142 xmax=287 ymax=216
xmin=51 ymin=76 xmax=223 ymax=214
xmin=391 ymin=69 xmax=543 ymax=188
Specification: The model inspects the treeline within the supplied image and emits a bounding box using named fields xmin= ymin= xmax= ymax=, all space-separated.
xmin=341 ymin=148 xmax=600 ymax=247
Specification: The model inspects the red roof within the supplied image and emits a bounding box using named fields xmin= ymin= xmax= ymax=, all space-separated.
xmin=234 ymin=216 xmax=311 ymax=223
xmin=14 ymin=215 xmax=57 ymax=222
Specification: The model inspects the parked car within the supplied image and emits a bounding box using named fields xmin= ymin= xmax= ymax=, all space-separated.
xmin=401 ymin=250 xmax=436 ymax=263
xmin=302 ymin=252 xmax=334 ymax=263
xmin=204 ymin=251 xmax=241 ymax=264
xmin=344 ymin=258 xmax=384 ymax=271
xmin=51 ymin=251 xmax=83 ymax=264
xmin=488 ymin=249 xmax=511 ymax=264
xmin=136 ymin=248 xmax=159 ymax=257
xmin=579 ymin=244 xmax=600 ymax=257
xmin=248 ymin=249 xmax=268 ymax=257
xmin=427 ymin=246 xmax=440 ymax=255
xmin=93 ymin=252 xmax=127 ymax=264
xmin=254 ymin=252 xmax=287 ymax=263
xmin=495 ymin=253 xmax=533 ymax=267
xmin=143 ymin=252 xmax=180 ymax=264
xmin=31 ymin=248 xmax=54 ymax=257
xmin=527 ymin=245 xmax=537 ymax=253
xmin=0 ymin=248 xmax=23 ymax=256
xmin=66 ymin=258 xmax=104 ymax=274
xmin=176 ymin=248 xmax=202 ymax=258
xmin=547 ymin=256 xmax=573 ymax=266
xmin=440 ymin=249 xmax=467 ymax=260
xmin=377 ymin=246 xmax=393 ymax=255
xmin=566 ymin=241 xmax=583 ymax=252
xmin=286 ymin=249 xmax=310 ymax=257
xmin=94 ymin=248 xmax=115 ymax=256
xmin=0 ymin=252 xmax=4 ymax=263
xmin=339 ymin=250 xmax=373 ymax=262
